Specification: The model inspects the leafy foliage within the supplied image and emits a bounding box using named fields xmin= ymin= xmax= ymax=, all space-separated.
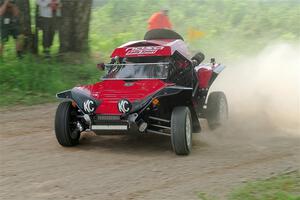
xmin=1 ymin=0 xmax=299 ymax=106
xmin=90 ymin=0 xmax=300 ymax=61
xmin=0 ymin=55 xmax=99 ymax=106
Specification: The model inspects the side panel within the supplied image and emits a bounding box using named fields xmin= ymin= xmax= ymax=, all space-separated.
xmin=209 ymin=64 xmax=226 ymax=86
xmin=143 ymin=86 xmax=200 ymax=132
xmin=197 ymin=68 xmax=213 ymax=88
xmin=146 ymin=86 xmax=193 ymax=120
xmin=195 ymin=63 xmax=225 ymax=89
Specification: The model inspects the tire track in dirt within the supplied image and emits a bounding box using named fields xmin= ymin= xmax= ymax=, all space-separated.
xmin=1 ymin=103 xmax=299 ymax=200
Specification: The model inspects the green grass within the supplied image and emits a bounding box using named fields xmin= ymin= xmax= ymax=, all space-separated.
xmin=1 ymin=0 xmax=299 ymax=107
xmin=0 ymin=53 xmax=101 ymax=107
xmin=229 ymin=171 xmax=300 ymax=200
xmin=197 ymin=171 xmax=300 ymax=200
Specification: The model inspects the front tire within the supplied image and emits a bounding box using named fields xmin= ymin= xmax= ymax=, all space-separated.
xmin=55 ymin=101 xmax=81 ymax=146
xmin=171 ymin=107 xmax=192 ymax=155
xmin=206 ymin=91 xmax=228 ymax=130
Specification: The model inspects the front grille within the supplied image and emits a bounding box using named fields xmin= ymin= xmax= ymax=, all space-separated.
xmin=95 ymin=115 xmax=120 ymax=121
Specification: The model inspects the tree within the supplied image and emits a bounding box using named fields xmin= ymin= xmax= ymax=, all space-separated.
xmin=16 ymin=0 xmax=34 ymax=53
xmin=59 ymin=0 xmax=93 ymax=53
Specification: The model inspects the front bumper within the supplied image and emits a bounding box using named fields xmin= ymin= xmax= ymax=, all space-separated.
xmin=91 ymin=124 xmax=128 ymax=131
xmin=90 ymin=113 xmax=139 ymax=133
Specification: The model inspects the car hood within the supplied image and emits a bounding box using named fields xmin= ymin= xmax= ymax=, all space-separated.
xmin=77 ymin=79 xmax=171 ymax=114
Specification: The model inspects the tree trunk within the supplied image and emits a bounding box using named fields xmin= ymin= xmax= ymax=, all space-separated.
xmin=16 ymin=0 xmax=34 ymax=53
xmin=59 ymin=0 xmax=92 ymax=53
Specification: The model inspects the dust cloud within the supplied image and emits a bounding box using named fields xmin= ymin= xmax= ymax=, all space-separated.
xmin=211 ymin=43 xmax=300 ymax=135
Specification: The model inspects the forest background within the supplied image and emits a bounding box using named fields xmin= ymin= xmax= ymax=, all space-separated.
xmin=0 ymin=0 xmax=299 ymax=106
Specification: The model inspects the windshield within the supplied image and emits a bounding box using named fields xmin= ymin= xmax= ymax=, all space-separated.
xmin=102 ymin=63 xmax=169 ymax=80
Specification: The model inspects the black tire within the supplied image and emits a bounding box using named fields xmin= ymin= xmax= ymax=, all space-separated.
xmin=206 ymin=91 xmax=228 ymax=130
xmin=171 ymin=107 xmax=192 ymax=155
xmin=190 ymin=108 xmax=201 ymax=133
xmin=55 ymin=101 xmax=80 ymax=146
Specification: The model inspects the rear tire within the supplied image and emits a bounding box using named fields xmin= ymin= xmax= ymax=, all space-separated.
xmin=206 ymin=91 xmax=228 ymax=130
xmin=55 ymin=101 xmax=80 ymax=146
xmin=171 ymin=107 xmax=192 ymax=155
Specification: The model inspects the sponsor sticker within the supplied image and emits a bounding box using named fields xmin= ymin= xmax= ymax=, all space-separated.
xmin=125 ymin=46 xmax=164 ymax=56
xmin=83 ymin=100 xmax=95 ymax=113
xmin=118 ymin=99 xmax=132 ymax=113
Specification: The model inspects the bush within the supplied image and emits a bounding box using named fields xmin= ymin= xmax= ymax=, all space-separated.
xmin=0 ymin=55 xmax=100 ymax=106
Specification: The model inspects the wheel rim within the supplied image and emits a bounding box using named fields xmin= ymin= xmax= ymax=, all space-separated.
xmin=185 ymin=115 xmax=192 ymax=149
xmin=219 ymin=98 xmax=227 ymax=123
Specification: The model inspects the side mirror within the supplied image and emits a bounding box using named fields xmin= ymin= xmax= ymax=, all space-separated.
xmin=97 ymin=63 xmax=105 ymax=71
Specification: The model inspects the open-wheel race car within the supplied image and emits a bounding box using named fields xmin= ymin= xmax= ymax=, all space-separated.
xmin=55 ymin=29 xmax=228 ymax=155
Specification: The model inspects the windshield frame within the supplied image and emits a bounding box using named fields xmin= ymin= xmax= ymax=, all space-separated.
xmin=101 ymin=62 xmax=170 ymax=80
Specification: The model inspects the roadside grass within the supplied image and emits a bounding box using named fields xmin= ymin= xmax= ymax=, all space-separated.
xmin=1 ymin=0 xmax=299 ymax=107
xmin=0 ymin=54 xmax=101 ymax=107
xmin=229 ymin=171 xmax=300 ymax=200
xmin=197 ymin=171 xmax=300 ymax=200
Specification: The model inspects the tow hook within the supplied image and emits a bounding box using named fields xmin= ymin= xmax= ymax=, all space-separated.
xmin=128 ymin=113 xmax=148 ymax=133
xmin=76 ymin=122 xmax=84 ymax=132
xmin=83 ymin=114 xmax=92 ymax=126
xmin=128 ymin=113 xmax=138 ymax=123
xmin=82 ymin=114 xmax=92 ymax=131
xmin=70 ymin=122 xmax=84 ymax=139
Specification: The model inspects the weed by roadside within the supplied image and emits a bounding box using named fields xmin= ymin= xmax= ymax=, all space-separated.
xmin=229 ymin=171 xmax=300 ymax=200
xmin=197 ymin=171 xmax=300 ymax=200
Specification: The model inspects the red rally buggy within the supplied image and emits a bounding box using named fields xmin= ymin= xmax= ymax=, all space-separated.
xmin=55 ymin=29 xmax=228 ymax=155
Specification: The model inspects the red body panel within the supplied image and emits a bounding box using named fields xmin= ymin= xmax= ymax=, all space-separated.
xmin=111 ymin=39 xmax=190 ymax=58
xmin=196 ymin=65 xmax=213 ymax=89
xmin=78 ymin=80 xmax=171 ymax=115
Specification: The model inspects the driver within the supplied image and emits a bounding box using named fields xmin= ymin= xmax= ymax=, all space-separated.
xmin=147 ymin=8 xmax=172 ymax=30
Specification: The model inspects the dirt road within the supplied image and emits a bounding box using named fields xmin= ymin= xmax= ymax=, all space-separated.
xmin=0 ymin=103 xmax=299 ymax=200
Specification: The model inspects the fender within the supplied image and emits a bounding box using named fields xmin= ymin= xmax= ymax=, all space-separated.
xmin=128 ymin=86 xmax=193 ymax=115
xmin=209 ymin=64 xmax=226 ymax=87
xmin=155 ymin=86 xmax=193 ymax=98
xmin=56 ymin=88 xmax=101 ymax=114
xmin=155 ymin=86 xmax=194 ymax=110
xmin=152 ymin=86 xmax=200 ymax=132
xmin=156 ymin=86 xmax=200 ymax=132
